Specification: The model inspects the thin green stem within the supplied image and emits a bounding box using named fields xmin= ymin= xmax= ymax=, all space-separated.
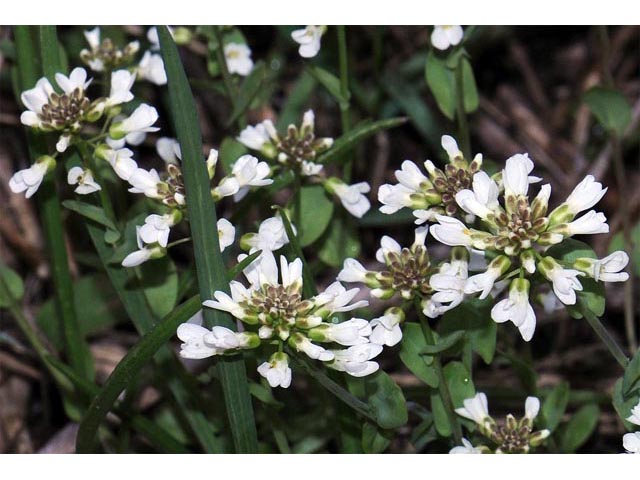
xmin=454 ymin=55 xmax=471 ymax=159
xmin=415 ymin=297 xmax=463 ymax=444
xmin=211 ymin=26 xmax=244 ymax=129
xmin=337 ymin=26 xmax=353 ymax=182
xmin=579 ymin=299 xmax=629 ymax=369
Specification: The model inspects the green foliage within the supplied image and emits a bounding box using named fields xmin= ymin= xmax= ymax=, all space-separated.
xmin=226 ymin=61 xmax=267 ymax=126
xmin=295 ymin=185 xmax=334 ymax=246
xmin=318 ymin=215 xmax=361 ymax=267
xmin=219 ymin=137 xmax=249 ymax=175
xmin=0 ymin=265 xmax=24 ymax=307
xmin=584 ymin=86 xmax=632 ymax=136
xmin=307 ymin=65 xmax=349 ymax=106
xmin=362 ymin=421 xmax=392 ymax=454
xmin=140 ymin=257 xmax=179 ymax=319
xmin=431 ymin=362 xmax=475 ymax=437
xmin=364 ymin=371 xmax=408 ymax=430
xmin=440 ymin=298 xmax=497 ymax=363
xmin=425 ymin=51 xmax=478 ymax=120
xmin=560 ymin=404 xmax=600 ymax=453
xmin=542 ymin=381 xmax=570 ymax=432
xmin=399 ymin=322 xmax=438 ymax=388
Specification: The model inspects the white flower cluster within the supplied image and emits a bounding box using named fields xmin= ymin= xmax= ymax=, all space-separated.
xmin=451 ymin=392 xmax=549 ymax=454
xmin=237 ymin=110 xmax=371 ymax=218
xmin=624 ymin=399 xmax=640 ymax=454
xmin=177 ymin=250 xmax=395 ymax=388
xmin=374 ymin=135 xmax=629 ymax=342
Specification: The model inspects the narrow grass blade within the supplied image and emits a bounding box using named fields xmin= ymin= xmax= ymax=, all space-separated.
xmin=75 ymin=295 xmax=201 ymax=452
xmin=157 ymin=25 xmax=258 ymax=453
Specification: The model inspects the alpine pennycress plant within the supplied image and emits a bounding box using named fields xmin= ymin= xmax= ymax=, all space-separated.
xmin=3 ymin=25 xmax=637 ymax=454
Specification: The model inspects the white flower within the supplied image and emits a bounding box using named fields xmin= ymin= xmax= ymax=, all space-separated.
xmin=82 ymin=27 xmax=104 ymax=71
xmin=628 ymin=400 xmax=640 ymax=426
xmin=203 ymin=326 xmax=248 ymax=350
xmin=449 ymin=438 xmax=483 ymax=454
xmin=564 ymin=175 xmax=607 ymax=216
xmin=177 ymin=323 xmax=219 ymax=359
xmin=240 ymin=250 xmax=279 ymax=288
xmin=20 ymin=78 xmax=55 ymax=128
xmin=311 ymin=318 xmax=371 ymax=346
xmin=455 ymin=392 xmax=490 ymax=424
xmin=107 ymin=148 xmax=138 ymax=181
xmin=54 ymin=67 xmax=92 ymax=95
xmin=378 ymin=183 xmax=416 ymax=214
xmin=491 ymin=278 xmax=536 ymax=341
xmin=227 ymin=154 xmax=273 ymax=201
xmin=578 ymin=251 xmax=630 ymax=283
xmin=293 ymin=335 xmax=334 ymax=361
xmin=430 ymin=214 xmax=473 ymax=247
xmin=425 ymin=258 xmax=468 ymax=317
xmin=464 ymin=256 xmax=510 ymax=300
xmin=314 ymin=282 xmax=369 ymax=316
xmin=137 ymin=51 xmax=167 ymax=85
xmin=110 ymin=104 xmax=160 ymax=140
xmin=203 ymin=281 xmax=250 ymax=320
xmin=301 ymin=161 xmax=323 ymax=177
xmin=503 ymin=153 xmax=536 ymax=197
xmin=9 ymin=157 xmax=53 ymax=198
xmin=441 ymin=134 xmax=463 ymax=160
xmin=337 ymin=258 xmax=369 ymax=283
xmin=67 ymin=166 xmax=101 ymax=195
xmin=138 ymin=213 xmax=176 ymax=247
xmin=431 ymin=26 xmax=464 ymax=51
xmin=539 ymin=257 xmax=583 ymax=306
xmin=524 ymin=396 xmax=541 ymax=421
xmin=105 ymin=70 xmax=136 ymax=108
xmin=156 ymin=137 xmax=181 ymax=164
xmin=242 ymin=216 xmax=290 ymax=252
xmin=237 ymin=121 xmax=274 ymax=150
xmin=257 ymin=352 xmax=292 ymax=388
xmin=56 ymin=133 xmax=72 ymax=153
xmin=330 ymin=180 xmax=371 ymax=218
xmin=224 ymin=43 xmax=253 ymax=76
xmin=217 ymin=218 xmax=236 ymax=252
xmin=122 ymin=226 xmax=163 ymax=267
xmin=455 ymin=171 xmax=500 ymax=220
xmin=623 ymin=432 xmax=640 ymax=454
xmin=370 ymin=308 xmax=404 ymax=347
xmin=291 ymin=25 xmax=325 ymax=58
xmin=329 ymin=343 xmax=383 ymax=377
xmin=127 ymin=168 xmax=163 ymax=199
xmin=562 ymin=210 xmax=609 ymax=235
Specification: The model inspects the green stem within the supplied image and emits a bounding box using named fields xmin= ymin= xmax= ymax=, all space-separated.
xmin=211 ymin=26 xmax=244 ymax=129
xmin=454 ymin=55 xmax=471 ymax=159
xmin=337 ymin=26 xmax=353 ymax=182
xmin=579 ymin=299 xmax=629 ymax=369
xmin=415 ymin=297 xmax=463 ymax=444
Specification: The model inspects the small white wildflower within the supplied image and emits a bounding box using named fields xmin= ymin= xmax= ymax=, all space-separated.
xmin=67 ymin=166 xmax=101 ymax=195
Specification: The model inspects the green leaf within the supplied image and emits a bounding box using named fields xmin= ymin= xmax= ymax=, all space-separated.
xmin=307 ymin=65 xmax=349 ymax=105
xmin=560 ymin=404 xmax=599 ymax=453
xmin=316 ymin=117 xmax=406 ymax=165
xmin=542 ymin=381 xmax=570 ymax=432
xmin=426 ymin=52 xmax=478 ymax=120
xmin=547 ymin=239 xmax=605 ymax=318
xmin=295 ymin=185 xmax=334 ymax=247
xmin=75 ymin=295 xmax=201 ymax=453
xmin=430 ymin=392 xmax=451 ymax=437
xmin=623 ymin=348 xmax=640 ymax=395
xmin=365 ymin=371 xmax=408 ymax=429
xmin=440 ymin=298 xmax=497 ymax=363
xmin=399 ymin=323 xmax=438 ymax=388
xmin=277 ymin=70 xmax=317 ymax=130
xmin=249 ymin=382 xmax=284 ymax=408
xmin=318 ymin=215 xmax=361 ymax=267
xmin=62 ymin=200 xmax=118 ymax=232
xmin=277 ymin=207 xmax=317 ymax=299
xmin=442 ymin=361 xmax=476 ymax=407
xmin=362 ymin=421 xmax=392 ymax=454
xmin=158 ymin=26 xmax=257 ymax=453
xmin=584 ymin=86 xmax=632 ymax=136
xmin=37 ymin=275 xmax=125 ymax=349
xmin=139 ymin=256 xmax=179 ymax=319
xmin=426 ymin=50 xmax=455 ymax=120
xmin=0 ymin=265 xmax=24 ymax=307
xmin=613 ymin=378 xmax=640 ymax=430
xmin=420 ymin=330 xmax=465 ymax=355
xmin=226 ymin=62 xmax=266 ymax=126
